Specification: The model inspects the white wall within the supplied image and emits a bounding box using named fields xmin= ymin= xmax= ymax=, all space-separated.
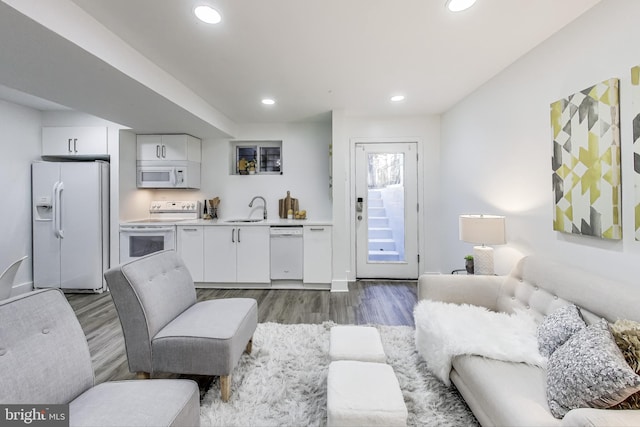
xmin=331 ymin=112 xmax=441 ymax=289
xmin=440 ymin=0 xmax=640 ymax=281
xmin=0 ymin=99 xmax=41 ymax=295
xmin=142 ymin=122 xmax=333 ymax=221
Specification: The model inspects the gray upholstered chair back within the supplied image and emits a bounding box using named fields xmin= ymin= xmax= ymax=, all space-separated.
xmin=0 ymin=289 xmax=94 ymax=404
xmin=104 ymin=250 xmax=197 ymax=373
xmin=496 ymin=255 xmax=640 ymax=324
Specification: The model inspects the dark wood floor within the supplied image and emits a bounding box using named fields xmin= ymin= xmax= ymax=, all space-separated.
xmin=65 ymin=281 xmax=417 ymax=385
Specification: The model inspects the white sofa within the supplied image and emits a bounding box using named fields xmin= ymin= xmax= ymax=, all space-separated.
xmin=417 ymin=255 xmax=640 ymax=427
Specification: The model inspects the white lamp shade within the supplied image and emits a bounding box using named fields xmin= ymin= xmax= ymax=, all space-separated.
xmin=459 ymin=215 xmax=506 ymax=245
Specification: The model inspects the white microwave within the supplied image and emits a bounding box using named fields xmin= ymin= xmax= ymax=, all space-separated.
xmin=136 ymin=161 xmax=200 ymax=189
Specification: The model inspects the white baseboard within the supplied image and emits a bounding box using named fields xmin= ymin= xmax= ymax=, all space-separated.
xmin=331 ymin=279 xmax=349 ymax=292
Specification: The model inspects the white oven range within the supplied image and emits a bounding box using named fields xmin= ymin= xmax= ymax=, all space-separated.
xmin=119 ymin=200 xmax=200 ymax=264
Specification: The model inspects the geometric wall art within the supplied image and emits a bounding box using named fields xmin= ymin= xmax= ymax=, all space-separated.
xmin=632 ymin=66 xmax=640 ymax=241
xmin=550 ymin=78 xmax=621 ymax=240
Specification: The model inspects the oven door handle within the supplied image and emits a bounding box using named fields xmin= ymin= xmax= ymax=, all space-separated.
xmin=121 ymin=227 xmax=175 ymax=233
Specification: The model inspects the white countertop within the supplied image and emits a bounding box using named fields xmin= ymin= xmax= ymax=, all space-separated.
xmin=177 ymin=218 xmax=332 ymax=226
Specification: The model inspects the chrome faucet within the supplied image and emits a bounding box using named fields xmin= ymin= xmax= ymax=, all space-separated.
xmin=248 ymin=196 xmax=267 ymax=220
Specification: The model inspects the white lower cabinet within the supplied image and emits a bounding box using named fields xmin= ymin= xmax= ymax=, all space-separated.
xmin=303 ymin=225 xmax=332 ymax=284
xmin=176 ymin=226 xmax=204 ymax=282
xmin=204 ymin=226 xmax=270 ymax=283
xmin=178 ymin=224 xmax=331 ymax=287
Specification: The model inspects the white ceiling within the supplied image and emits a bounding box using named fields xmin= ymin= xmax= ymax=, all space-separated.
xmin=0 ymin=0 xmax=601 ymax=135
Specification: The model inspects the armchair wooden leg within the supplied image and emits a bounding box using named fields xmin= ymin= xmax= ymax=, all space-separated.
xmin=245 ymin=337 xmax=253 ymax=354
xmin=136 ymin=372 xmax=150 ymax=379
xmin=220 ymin=375 xmax=231 ymax=402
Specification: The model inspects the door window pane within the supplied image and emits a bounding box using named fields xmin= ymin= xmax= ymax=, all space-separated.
xmin=367 ymin=153 xmax=405 ymax=263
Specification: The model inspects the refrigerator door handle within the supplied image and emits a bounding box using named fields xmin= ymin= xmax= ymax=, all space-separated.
xmin=54 ymin=181 xmax=65 ymax=239
xmin=52 ymin=182 xmax=59 ymax=237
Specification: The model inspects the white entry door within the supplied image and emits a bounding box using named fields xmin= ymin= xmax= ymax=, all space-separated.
xmin=355 ymin=142 xmax=419 ymax=279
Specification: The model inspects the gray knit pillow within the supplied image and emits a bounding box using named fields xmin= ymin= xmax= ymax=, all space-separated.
xmin=546 ymin=319 xmax=640 ymax=418
xmin=537 ymin=304 xmax=585 ymax=357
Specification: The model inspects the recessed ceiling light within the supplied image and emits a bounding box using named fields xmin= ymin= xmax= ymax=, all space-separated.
xmin=446 ymin=0 xmax=477 ymax=12
xmin=391 ymin=95 xmax=405 ymax=102
xmin=261 ymin=98 xmax=276 ymax=105
xmin=194 ymin=5 xmax=222 ymax=24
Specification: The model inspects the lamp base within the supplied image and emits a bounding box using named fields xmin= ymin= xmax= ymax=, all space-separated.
xmin=473 ymin=246 xmax=494 ymax=275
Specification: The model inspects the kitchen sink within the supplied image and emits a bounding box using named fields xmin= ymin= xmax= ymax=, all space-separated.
xmin=224 ymin=218 xmax=264 ymax=223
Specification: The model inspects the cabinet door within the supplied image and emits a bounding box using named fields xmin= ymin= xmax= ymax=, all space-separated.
xmin=303 ymin=226 xmax=332 ymax=284
xmin=177 ymin=226 xmax=204 ymax=282
xmin=137 ymin=135 xmax=162 ymax=160
xmin=161 ymin=135 xmax=201 ymax=162
xmin=42 ymin=126 xmax=108 ymax=158
xmin=204 ymin=226 xmax=237 ymax=282
xmin=236 ymin=226 xmax=270 ymax=283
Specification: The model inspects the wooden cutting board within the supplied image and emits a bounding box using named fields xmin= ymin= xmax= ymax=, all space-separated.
xmin=278 ymin=191 xmax=299 ymax=218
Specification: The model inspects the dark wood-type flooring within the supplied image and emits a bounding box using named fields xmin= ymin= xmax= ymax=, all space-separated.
xmin=65 ymin=281 xmax=417 ymax=387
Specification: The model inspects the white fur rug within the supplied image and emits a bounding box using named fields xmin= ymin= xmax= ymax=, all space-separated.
xmin=200 ymin=322 xmax=478 ymax=427
xmin=414 ymin=300 xmax=546 ymax=386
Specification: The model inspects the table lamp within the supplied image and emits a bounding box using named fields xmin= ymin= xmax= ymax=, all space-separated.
xmin=459 ymin=214 xmax=506 ymax=275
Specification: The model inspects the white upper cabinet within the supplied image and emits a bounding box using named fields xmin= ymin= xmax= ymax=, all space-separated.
xmin=137 ymin=134 xmax=201 ymax=162
xmin=42 ymin=127 xmax=108 ymax=159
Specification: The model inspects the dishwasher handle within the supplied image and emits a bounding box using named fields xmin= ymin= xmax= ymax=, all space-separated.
xmin=270 ymin=227 xmax=303 ymax=236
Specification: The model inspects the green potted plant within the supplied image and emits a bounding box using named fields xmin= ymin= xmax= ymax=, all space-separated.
xmin=464 ymin=255 xmax=474 ymax=274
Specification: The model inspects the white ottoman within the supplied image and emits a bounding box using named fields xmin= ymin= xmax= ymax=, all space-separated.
xmin=329 ymin=326 xmax=386 ymax=363
xmin=327 ymin=360 xmax=408 ymax=427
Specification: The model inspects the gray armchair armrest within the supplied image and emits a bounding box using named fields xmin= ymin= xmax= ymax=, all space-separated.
xmin=562 ymin=408 xmax=640 ymax=427
xmin=417 ymin=274 xmax=503 ymax=311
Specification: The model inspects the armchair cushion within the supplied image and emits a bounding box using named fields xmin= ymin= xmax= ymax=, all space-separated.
xmin=69 ymin=379 xmax=199 ymax=427
xmin=153 ymin=298 xmax=258 ymax=375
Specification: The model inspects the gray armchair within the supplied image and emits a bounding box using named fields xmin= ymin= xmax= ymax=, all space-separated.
xmin=104 ymin=250 xmax=257 ymax=402
xmin=0 ymin=288 xmax=200 ymax=427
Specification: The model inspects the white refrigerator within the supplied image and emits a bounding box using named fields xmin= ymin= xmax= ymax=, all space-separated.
xmin=32 ymin=161 xmax=109 ymax=292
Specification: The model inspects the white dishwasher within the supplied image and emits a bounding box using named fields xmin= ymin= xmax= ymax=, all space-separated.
xmin=270 ymin=226 xmax=303 ymax=280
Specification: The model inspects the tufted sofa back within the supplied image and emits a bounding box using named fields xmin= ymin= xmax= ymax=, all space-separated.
xmin=496 ymin=255 xmax=640 ymax=325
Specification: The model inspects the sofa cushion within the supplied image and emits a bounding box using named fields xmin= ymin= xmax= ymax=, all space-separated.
xmin=69 ymin=379 xmax=199 ymax=427
xmin=546 ymin=319 xmax=640 ymax=418
xmin=451 ymin=355 xmax=560 ymax=427
xmin=537 ymin=304 xmax=585 ymax=357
